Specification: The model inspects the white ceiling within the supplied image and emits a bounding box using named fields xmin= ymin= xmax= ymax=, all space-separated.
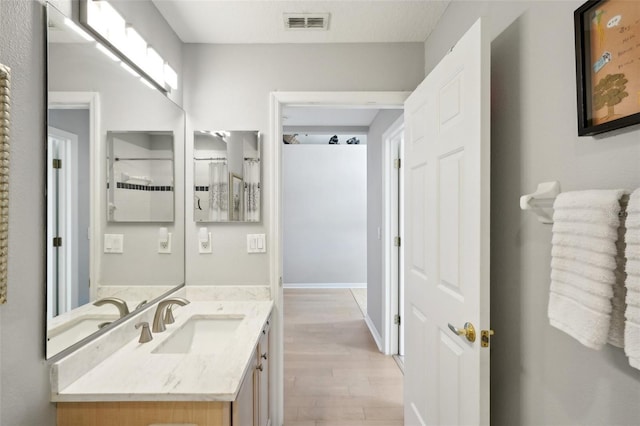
xmin=283 ymin=106 xmax=381 ymax=126
xmin=152 ymin=0 xmax=450 ymax=44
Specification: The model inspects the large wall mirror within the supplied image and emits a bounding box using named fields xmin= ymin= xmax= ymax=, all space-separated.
xmin=194 ymin=130 xmax=261 ymax=222
xmin=46 ymin=4 xmax=185 ymax=358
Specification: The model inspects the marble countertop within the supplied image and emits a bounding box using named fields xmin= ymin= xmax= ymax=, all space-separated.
xmin=51 ymin=300 xmax=273 ymax=402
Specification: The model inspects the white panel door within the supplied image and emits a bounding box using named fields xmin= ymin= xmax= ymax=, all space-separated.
xmin=403 ymin=18 xmax=490 ymax=426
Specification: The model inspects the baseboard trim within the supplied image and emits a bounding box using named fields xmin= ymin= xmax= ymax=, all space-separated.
xmin=283 ymin=283 xmax=367 ymax=289
xmin=364 ymin=314 xmax=383 ymax=352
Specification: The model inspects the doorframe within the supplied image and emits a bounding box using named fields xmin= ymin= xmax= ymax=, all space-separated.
xmin=382 ymin=115 xmax=404 ymax=356
xmin=269 ymin=91 xmax=409 ymax=426
xmin=47 ymin=126 xmax=79 ymax=314
xmin=48 ymin=92 xmax=101 ymax=301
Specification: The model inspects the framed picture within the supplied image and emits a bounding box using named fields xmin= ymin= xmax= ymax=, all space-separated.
xmin=230 ymin=173 xmax=243 ymax=221
xmin=574 ymin=0 xmax=640 ymax=136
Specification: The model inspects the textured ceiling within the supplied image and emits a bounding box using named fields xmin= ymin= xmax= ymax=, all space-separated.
xmin=152 ymin=0 xmax=450 ymax=44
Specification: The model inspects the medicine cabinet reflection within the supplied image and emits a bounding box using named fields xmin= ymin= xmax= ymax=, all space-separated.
xmin=107 ymin=131 xmax=175 ymax=223
xmin=194 ymin=131 xmax=261 ymax=222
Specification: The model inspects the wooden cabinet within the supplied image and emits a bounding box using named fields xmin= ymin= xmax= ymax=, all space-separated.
xmin=235 ymin=315 xmax=271 ymax=426
xmin=256 ymin=318 xmax=270 ymax=426
xmin=57 ymin=317 xmax=272 ymax=426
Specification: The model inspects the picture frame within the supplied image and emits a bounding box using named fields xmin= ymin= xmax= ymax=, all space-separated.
xmin=574 ymin=0 xmax=640 ymax=136
xmin=230 ymin=173 xmax=243 ymax=221
xmin=0 ymin=63 xmax=10 ymax=304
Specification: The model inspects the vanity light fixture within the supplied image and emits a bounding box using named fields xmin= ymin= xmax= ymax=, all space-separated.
xmin=63 ymin=18 xmax=94 ymax=41
xmin=80 ymin=0 xmax=178 ymax=94
xmin=119 ymin=62 xmax=140 ymax=78
xmin=96 ymin=43 xmax=120 ymax=62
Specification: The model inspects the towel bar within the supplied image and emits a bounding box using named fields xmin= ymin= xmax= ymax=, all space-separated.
xmin=520 ymin=181 xmax=560 ymax=224
xmin=521 ymin=182 xmax=629 ymax=224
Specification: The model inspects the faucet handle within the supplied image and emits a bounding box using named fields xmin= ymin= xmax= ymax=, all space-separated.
xmin=135 ymin=300 xmax=148 ymax=310
xmin=135 ymin=321 xmax=153 ymax=343
xmin=164 ymin=305 xmax=175 ymax=325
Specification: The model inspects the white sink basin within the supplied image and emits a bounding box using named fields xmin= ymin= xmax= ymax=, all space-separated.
xmin=47 ymin=314 xmax=119 ymax=358
xmin=152 ymin=315 xmax=245 ymax=355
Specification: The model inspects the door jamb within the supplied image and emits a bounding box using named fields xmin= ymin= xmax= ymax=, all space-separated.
xmin=269 ymin=91 xmax=409 ymax=426
xmin=48 ymin=92 xmax=100 ymax=300
xmin=382 ymin=115 xmax=404 ymax=356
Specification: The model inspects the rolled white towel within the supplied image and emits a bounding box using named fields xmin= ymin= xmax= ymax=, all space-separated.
xmin=551 ymin=233 xmax=618 ymax=256
xmin=551 ymin=245 xmax=617 ymax=270
xmin=554 ymin=189 xmax=628 ymax=210
xmin=549 ymin=189 xmax=627 ymax=350
xmin=553 ymin=208 xmax=621 ymax=227
xmin=552 ymin=222 xmax=619 ymax=240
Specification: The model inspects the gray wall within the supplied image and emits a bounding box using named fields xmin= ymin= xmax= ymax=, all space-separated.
xmin=0 ymin=1 xmax=56 ymax=425
xmin=424 ymin=1 xmax=640 ymax=425
xmin=184 ymin=43 xmax=424 ymax=286
xmin=366 ymin=109 xmax=403 ymax=337
xmin=49 ymin=109 xmax=91 ymax=307
xmin=283 ymin=144 xmax=367 ymax=286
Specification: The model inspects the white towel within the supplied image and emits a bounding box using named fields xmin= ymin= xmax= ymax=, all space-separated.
xmin=548 ymin=190 xmax=627 ymax=349
xmin=625 ymin=189 xmax=640 ymax=368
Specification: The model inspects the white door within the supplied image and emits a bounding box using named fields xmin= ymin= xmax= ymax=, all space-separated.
xmin=403 ymin=17 xmax=490 ymax=426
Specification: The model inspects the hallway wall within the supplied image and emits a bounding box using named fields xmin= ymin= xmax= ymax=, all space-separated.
xmin=0 ymin=1 xmax=56 ymax=425
xmin=425 ymin=2 xmax=640 ymax=425
xmin=283 ymin=144 xmax=367 ymax=287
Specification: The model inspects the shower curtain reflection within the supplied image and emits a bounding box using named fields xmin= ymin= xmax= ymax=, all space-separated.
xmin=208 ymin=161 xmax=229 ymax=221
xmin=244 ymin=159 xmax=260 ymax=222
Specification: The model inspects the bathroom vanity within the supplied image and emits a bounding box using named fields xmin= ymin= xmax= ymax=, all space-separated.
xmin=52 ymin=300 xmax=273 ymax=426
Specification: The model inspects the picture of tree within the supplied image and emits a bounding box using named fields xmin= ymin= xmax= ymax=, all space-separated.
xmin=593 ymin=73 xmax=629 ymax=120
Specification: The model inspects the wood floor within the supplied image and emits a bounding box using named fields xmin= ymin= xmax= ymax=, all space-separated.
xmin=284 ymin=289 xmax=404 ymax=426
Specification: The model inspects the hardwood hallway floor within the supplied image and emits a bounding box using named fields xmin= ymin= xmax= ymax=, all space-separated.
xmin=284 ymin=289 xmax=404 ymax=426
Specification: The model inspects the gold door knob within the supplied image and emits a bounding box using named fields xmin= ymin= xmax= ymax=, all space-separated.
xmin=447 ymin=322 xmax=476 ymax=343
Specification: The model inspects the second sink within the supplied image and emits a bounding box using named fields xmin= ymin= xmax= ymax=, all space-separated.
xmin=151 ymin=315 xmax=244 ymax=355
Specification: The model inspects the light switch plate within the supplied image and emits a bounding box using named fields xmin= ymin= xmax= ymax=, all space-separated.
xmin=104 ymin=234 xmax=124 ymax=253
xmin=247 ymin=234 xmax=266 ymax=253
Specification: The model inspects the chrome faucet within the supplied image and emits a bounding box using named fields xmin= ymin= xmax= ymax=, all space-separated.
xmin=152 ymin=297 xmax=190 ymax=333
xmin=93 ymin=297 xmax=130 ymax=318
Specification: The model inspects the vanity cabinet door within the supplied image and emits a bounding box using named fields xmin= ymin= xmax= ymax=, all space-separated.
xmin=232 ymin=351 xmax=257 ymax=426
xmin=257 ymin=320 xmax=270 ymax=426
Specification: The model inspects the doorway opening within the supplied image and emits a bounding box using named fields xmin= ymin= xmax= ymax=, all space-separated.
xmin=270 ymin=91 xmax=408 ymax=426
xmin=47 ymin=92 xmax=100 ymax=321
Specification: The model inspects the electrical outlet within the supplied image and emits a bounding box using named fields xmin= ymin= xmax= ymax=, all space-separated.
xmin=158 ymin=233 xmax=172 ymax=254
xmin=199 ymin=232 xmax=212 ymax=254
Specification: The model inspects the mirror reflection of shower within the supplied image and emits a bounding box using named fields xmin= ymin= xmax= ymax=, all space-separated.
xmin=193 ymin=130 xmax=261 ymax=223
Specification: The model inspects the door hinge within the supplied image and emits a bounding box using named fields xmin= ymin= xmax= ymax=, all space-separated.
xmin=53 ymin=237 xmax=62 ymax=247
xmin=53 ymin=159 xmax=62 ymax=169
xmin=481 ymin=329 xmax=495 ymax=348
xmin=394 ymin=236 xmax=401 ymax=247
xmin=394 ymin=314 xmax=401 ymax=325
xmin=394 ymin=158 xmax=401 ymax=169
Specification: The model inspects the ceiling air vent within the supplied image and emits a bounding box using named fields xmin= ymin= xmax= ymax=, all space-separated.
xmin=284 ymin=13 xmax=330 ymax=31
